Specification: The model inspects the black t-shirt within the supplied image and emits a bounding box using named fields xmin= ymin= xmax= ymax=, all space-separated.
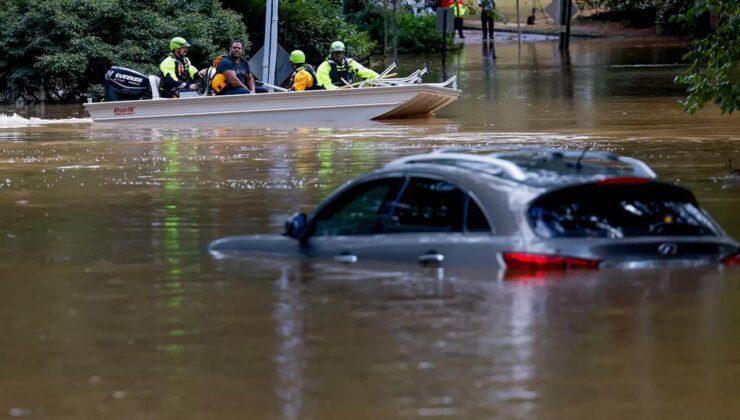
xmin=216 ymin=55 xmax=251 ymax=93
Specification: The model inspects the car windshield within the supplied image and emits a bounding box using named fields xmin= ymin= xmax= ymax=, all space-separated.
xmin=528 ymin=183 xmax=720 ymax=238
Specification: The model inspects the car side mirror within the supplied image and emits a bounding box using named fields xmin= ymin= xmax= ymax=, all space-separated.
xmin=284 ymin=212 xmax=308 ymax=241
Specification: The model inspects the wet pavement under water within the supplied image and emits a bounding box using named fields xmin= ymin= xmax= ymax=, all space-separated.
xmin=1 ymin=38 xmax=739 ymax=419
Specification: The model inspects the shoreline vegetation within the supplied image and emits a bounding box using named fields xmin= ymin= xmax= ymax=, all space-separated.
xmin=0 ymin=0 xmax=735 ymax=113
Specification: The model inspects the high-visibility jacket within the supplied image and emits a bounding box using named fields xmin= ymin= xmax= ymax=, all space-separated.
xmin=451 ymin=1 xmax=468 ymax=17
xmin=316 ymin=57 xmax=379 ymax=90
xmin=159 ymin=54 xmax=199 ymax=97
xmin=289 ymin=64 xmax=320 ymax=91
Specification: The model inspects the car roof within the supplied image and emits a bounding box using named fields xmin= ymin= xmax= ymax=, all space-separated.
xmin=383 ymin=148 xmax=658 ymax=189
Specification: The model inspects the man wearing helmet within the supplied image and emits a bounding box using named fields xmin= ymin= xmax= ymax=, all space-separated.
xmin=159 ymin=37 xmax=207 ymax=98
xmin=315 ymin=41 xmax=379 ymax=90
xmin=287 ymin=50 xmax=319 ymax=92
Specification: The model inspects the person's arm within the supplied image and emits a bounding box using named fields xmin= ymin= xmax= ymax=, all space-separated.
xmin=187 ymin=63 xmax=200 ymax=80
xmin=246 ymin=72 xmax=256 ymax=92
xmin=186 ymin=63 xmax=203 ymax=90
xmin=218 ymin=59 xmax=249 ymax=90
xmin=349 ymin=59 xmax=379 ymax=81
xmin=223 ymin=70 xmax=248 ymax=90
xmin=190 ymin=65 xmax=207 ymax=80
xmin=292 ymin=70 xmax=310 ymax=91
xmin=316 ymin=61 xmax=337 ymax=90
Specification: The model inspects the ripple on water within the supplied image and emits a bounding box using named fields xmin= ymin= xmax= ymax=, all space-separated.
xmin=0 ymin=113 xmax=91 ymax=129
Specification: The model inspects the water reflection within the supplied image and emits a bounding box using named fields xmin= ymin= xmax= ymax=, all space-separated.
xmin=0 ymin=38 xmax=738 ymax=418
xmin=273 ymin=266 xmax=306 ymax=419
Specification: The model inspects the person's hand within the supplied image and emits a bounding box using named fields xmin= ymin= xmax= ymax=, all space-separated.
xmin=189 ymin=83 xmax=199 ymax=90
xmin=198 ymin=68 xmax=207 ymax=78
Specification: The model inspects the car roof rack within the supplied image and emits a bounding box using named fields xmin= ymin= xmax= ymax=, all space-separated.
xmin=385 ymin=148 xmax=657 ymax=182
xmin=387 ymin=151 xmax=529 ymax=181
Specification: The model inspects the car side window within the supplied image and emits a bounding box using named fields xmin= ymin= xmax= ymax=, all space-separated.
xmin=384 ymin=177 xmax=473 ymax=233
xmin=312 ymin=178 xmax=403 ymax=237
xmin=466 ymin=197 xmax=491 ymax=232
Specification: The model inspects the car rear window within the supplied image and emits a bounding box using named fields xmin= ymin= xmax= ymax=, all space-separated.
xmin=528 ymin=182 xmax=720 ymax=238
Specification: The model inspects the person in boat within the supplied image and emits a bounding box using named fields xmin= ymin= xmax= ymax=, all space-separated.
xmin=287 ymin=50 xmax=320 ymax=91
xmin=159 ymin=37 xmax=207 ymax=98
xmin=212 ymin=40 xmax=267 ymax=95
xmin=315 ymin=41 xmax=379 ymax=90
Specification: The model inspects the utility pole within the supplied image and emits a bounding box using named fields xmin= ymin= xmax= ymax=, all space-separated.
xmin=439 ymin=8 xmax=450 ymax=69
xmin=383 ymin=0 xmax=389 ymax=59
xmin=262 ymin=0 xmax=279 ymax=89
xmin=392 ymin=0 xmax=398 ymax=60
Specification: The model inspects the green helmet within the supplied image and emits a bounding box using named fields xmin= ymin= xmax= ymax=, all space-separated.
xmin=289 ymin=50 xmax=306 ymax=64
xmin=169 ymin=37 xmax=191 ymax=51
xmin=330 ymin=41 xmax=345 ymax=53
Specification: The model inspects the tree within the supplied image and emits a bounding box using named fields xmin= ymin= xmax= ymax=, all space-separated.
xmin=674 ymin=0 xmax=739 ymax=114
xmin=0 ymin=0 xmax=247 ymax=103
xmin=221 ymin=0 xmax=376 ymax=66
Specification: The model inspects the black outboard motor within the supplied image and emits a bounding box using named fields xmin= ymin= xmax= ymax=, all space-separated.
xmin=104 ymin=66 xmax=151 ymax=101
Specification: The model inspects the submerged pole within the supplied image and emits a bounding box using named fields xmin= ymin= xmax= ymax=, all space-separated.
xmin=558 ymin=0 xmax=572 ymax=50
xmin=441 ymin=9 xmax=448 ymax=69
xmin=558 ymin=0 xmax=567 ymax=49
xmin=564 ymin=0 xmax=572 ymax=49
xmin=516 ymin=0 xmax=521 ymax=43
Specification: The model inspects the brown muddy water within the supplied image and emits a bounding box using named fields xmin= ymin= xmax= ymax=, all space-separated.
xmin=1 ymin=39 xmax=740 ymax=419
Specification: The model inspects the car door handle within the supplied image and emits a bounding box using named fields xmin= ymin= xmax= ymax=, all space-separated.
xmin=334 ymin=253 xmax=358 ymax=263
xmin=418 ymin=253 xmax=444 ymax=264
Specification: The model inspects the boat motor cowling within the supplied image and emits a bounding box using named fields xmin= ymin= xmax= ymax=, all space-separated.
xmin=104 ymin=66 xmax=152 ymax=101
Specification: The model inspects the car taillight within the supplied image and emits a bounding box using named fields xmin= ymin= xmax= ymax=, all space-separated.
xmin=722 ymin=253 xmax=740 ymax=266
xmin=597 ymin=177 xmax=650 ymax=186
xmin=502 ymin=252 xmax=600 ymax=270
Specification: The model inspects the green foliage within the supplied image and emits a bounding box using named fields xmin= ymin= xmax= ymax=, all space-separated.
xmin=280 ymin=0 xmax=376 ymax=63
xmin=221 ymin=0 xmax=376 ymax=65
xmin=0 ymin=0 xmax=246 ymax=102
xmin=585 ymin=0 xmax=691 ymax=31
xmin=396 ymin=12 xmax=463 ymax=54
xmin=674 ymin=0 xmax=739 ymax=114
xmin=397 ymin=13 xmax=442 ymax=53
xmin=344 ymin=1 xmax=464 ymax=55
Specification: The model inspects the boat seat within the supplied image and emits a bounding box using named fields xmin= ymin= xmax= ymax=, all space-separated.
xmin=149 ymin=75 xmax=161 ymax=99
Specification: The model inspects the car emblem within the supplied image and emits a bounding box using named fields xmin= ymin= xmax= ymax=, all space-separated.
xmin=657 ymin=243 xmax=678 ymax=256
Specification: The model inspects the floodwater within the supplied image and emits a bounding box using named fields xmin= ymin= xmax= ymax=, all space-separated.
xmin=1 ymin=38 xmax=740 ymax=419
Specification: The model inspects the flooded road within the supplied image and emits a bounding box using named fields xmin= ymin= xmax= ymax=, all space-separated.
xmin=1 ymin=38 xmax=739 ymax=418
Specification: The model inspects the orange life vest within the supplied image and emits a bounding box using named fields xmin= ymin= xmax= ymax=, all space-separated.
xmin=210 ymin=54 xmax=228 ymax=93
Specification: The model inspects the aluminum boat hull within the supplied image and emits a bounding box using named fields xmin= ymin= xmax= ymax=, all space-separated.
xmin=84 ymin=84 xmax=460 ymax=124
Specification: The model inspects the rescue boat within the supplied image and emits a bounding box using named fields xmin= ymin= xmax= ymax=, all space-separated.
xmin=83 ymin=66 xmax=460 ymax=125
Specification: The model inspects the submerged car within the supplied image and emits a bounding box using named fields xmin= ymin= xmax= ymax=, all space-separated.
xmin=209 ymin=149 xmax=740 ymax=271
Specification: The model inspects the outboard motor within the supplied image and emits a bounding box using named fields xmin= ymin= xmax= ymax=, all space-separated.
xmin=104 ymin=66 xmax=151 ymax=101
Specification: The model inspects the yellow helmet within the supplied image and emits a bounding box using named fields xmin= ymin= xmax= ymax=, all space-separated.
xmin=289 ymin=50 xmax=306 ymax=64
xmin=330 ymin=41 xmax=345 ymax=53
xmin=170 ymin=37 xmax=190 ymax=51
